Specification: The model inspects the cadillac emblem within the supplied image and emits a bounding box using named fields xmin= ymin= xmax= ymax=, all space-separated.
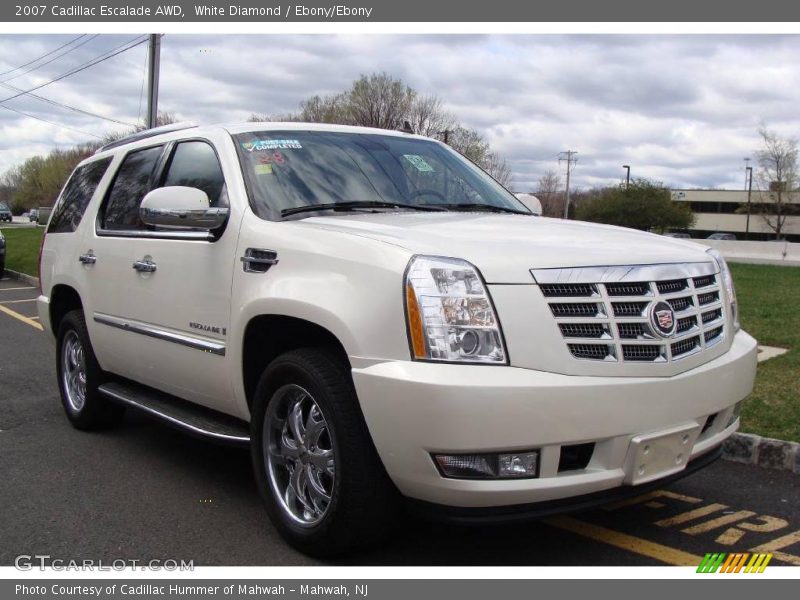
xmin=649 ymin=300 xmax=677 ymax=338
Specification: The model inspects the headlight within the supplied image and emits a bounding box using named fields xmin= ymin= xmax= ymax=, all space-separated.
xmin=404 ymin=255 xmax=507 ymax=363
xmin=707 ymin=248 xmax=739 ymax=331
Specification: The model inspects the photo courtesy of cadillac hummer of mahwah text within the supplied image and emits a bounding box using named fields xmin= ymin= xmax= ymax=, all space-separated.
xmin=37 ymin=122 xmax=758 ymax=555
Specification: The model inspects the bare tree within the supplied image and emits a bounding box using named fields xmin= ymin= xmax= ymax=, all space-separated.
xmin=345 ymin=73 xmax=415 ymax=130
xmin=407 ymin=95 xmax=456 ymax=138
xmin=536 ymin=169 xmax=565 ymax=217
xmin=754 ymin=126 xmax=799 ymax=239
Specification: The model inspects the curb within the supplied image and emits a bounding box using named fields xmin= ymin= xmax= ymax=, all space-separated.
xmin=4 ymin=268 xmax=39 ymax=288
xmin=723 ymin=432 xmax=800 ymax=474
xmin=2 ymin=267 xmax=798 ymax=475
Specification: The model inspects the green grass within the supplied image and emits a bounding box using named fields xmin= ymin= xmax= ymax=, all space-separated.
xmin=730 ymin=263 xmax=800 ymax=442
xmin=0 ymin=226 xmax=44 ymax=277
xmin=0 ymin=228 xmax=797 ymax=440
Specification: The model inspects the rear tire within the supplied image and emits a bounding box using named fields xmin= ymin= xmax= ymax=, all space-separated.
xmin=56 ymin=310 xmax=124 ymax=430
xmin=251 ymin=348 xmax=400 ymax=556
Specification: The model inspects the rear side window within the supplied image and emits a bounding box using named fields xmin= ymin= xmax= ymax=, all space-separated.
xmin=101 ymin=145 xmax=163 ymax=231
xmin=161 ymin=141 xmax=227 ymax=207
xmin=47 ymin=158 xmax=112 ymax=233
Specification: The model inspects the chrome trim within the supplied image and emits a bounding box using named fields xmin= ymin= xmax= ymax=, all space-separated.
xmin=140 ymin=206 xmax=228 ymax=230
xmin=96 ymin=228 xmax=214 ymax=241
xmin=132 ymin=259 xmax=157 ymax=273
xmin=93 ymin=313 xmax=226 ymax=356
xmin=98 ymin=385 xmax=249 ymax=444
xmin=531 ymin=261 xmax=718 ymax=285
xmin=78 ymin=252 xmax=97 ymax=265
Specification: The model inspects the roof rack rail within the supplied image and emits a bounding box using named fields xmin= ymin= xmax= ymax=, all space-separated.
xmin=95 ymin=122 xmax=198 ymax=154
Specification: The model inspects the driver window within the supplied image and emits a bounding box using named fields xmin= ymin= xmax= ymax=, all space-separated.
xmin=161 ymin=141 xmax=227 ymax=207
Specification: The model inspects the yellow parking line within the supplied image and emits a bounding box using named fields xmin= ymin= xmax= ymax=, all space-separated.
xmin=0 ymin=298 xmax=37 ymax=304
xmin=545 ymin=515 xmax=703 ymax=566
xmin=0 ymin=303 xmax=43 ymax=330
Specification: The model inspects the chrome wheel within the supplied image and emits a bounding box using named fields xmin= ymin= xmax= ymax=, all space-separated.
xmin=264 ymin=384 xmax=335 ymax=526
xmin=61 ymin=330 xmax=87 ymax=412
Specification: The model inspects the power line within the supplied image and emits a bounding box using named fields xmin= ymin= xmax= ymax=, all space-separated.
xmin=0 ymin=80 xmax=134 ymax=126
xmin=0 ymin=35 xmax=86 ymax=78
xmin=0 ymin=35 xmax=99 ymax=84
xmin=0 ymin=104 xmax=102 ymax=139
xmin=0 ymin=35 xmax=148 ymax=105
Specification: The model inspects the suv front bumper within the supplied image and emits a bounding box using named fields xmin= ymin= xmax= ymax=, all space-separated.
xmin=352 ymin=330 xmax=757 ymax=508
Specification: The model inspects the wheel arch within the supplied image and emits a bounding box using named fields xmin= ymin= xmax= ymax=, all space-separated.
xmin=49 ymin=284 xmax=84 ymax=335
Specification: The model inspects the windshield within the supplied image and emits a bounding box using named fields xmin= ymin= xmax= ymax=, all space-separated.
xmin=233 ymin=130 xmax=528 ymax=219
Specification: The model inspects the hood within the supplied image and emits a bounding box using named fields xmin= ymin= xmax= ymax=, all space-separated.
xmin=296 ymin=212 xmax=713 ymax=283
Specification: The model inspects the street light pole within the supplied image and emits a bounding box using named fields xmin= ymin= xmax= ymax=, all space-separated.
xmin=622 ymin=165 xmax=630 ymax=187
xmin=743 ymin=157 xmax=751 ymax=190
xmin=745 ymin=165 xmax=753 ymax=240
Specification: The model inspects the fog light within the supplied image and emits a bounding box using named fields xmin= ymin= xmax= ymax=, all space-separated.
xmin=434 ymin=450 xmax=540 ymax=479
xmin=727 ymin=401 xmax=743 ymax=428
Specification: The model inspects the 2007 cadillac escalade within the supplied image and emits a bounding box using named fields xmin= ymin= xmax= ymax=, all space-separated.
xmin=37 ymin=122 xmax=758 ymax=555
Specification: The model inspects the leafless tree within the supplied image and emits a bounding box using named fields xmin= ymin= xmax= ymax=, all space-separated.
xmin=754 ymin=126 xmax=799 ymax=239
xmin=407 ymin=95 xmax=456 ymax=138
xmin=536 ymin=169 xmax=565 ymax=217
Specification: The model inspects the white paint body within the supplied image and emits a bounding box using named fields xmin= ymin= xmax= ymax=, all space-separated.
xmin=38 ymin=123 xmax=758 ymax=509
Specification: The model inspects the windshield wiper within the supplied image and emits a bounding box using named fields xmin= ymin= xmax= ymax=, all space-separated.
xmin=281 ymin=201 xmax=447 ymax=217
xmin=445 ymin=203 xmax=530 ymax=215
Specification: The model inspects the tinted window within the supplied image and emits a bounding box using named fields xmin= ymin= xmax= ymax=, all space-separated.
xmin=102 ymin=146 xmax=163 ymax=231
xmin=48 ymin=158 xmax=112 ymax=233
xmin=234 ymin=131 xmax=527 ymax=220
xmin=162 ymin=141 xmax=226 ymax=206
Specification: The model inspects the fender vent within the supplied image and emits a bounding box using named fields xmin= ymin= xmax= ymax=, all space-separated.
xmin=241 ymin=248 xmax=279 ymax=273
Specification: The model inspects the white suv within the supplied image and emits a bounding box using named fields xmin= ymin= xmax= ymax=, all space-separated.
xmin=37 ymin=122 xmax=758 ymax=555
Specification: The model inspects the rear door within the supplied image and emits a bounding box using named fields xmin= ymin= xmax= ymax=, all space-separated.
xmin=85 ymin=135 xmax=242 ymax=414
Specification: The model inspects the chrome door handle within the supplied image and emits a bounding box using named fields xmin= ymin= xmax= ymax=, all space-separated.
xmin=78 ymin=252 xmax=96 ymax=265
xmin=132 ymin=259 xmax=157 ymax=273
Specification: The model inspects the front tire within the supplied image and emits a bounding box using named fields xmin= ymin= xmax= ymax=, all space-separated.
xmin=251 ymin=348 xmax=400 ymax=556
xmin=56 ymin=310 xmax=124 ymax=430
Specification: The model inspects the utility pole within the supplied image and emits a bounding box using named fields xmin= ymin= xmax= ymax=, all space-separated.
xmin=146 ymin=34 xmax=161 ymax=129
xmin=622 ymin=164 xmax=630 ymax=187
xmin=559 ymin=150 xmax=578 ymax=219
xmin=745 ymin=165 xmax=753 ymax=240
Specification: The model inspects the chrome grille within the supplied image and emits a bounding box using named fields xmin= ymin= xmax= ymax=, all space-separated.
xmin=532 ymin=263 xmax=726 ymax=364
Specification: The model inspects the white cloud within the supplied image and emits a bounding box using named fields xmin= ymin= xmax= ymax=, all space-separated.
xmin=1 ymin=33 xmax=799 ymax=192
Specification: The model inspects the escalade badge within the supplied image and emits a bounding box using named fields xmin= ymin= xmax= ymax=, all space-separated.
xmin=649 ymin=301 xmax=677 ymax=338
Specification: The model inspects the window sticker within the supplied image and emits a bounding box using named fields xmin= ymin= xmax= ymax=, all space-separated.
xmin=242 ymin=139 xmax=302 ymax=152
xmin=403 ymin=154 xmax=434 ymax=172
xmin=258 ymin=152 xmax=285 ymax=165
xmin=254 ymin=164 xmax=273 ymax=175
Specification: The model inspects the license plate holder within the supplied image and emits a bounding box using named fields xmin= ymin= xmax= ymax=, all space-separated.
xmin=624 ymin=423 xmax=701 ymax=485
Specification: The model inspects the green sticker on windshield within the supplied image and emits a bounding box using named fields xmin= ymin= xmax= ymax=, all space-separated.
xmin=404 ymin=154 xmax=434 ymax=172
xmin=254 ymin=164 xmax=273 ymax=175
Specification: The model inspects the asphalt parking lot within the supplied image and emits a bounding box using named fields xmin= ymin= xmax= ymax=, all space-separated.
xmin=1 ymin=276 xmax=798 ymax=567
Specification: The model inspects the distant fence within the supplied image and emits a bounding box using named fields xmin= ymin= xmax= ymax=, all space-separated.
xmin=698 ymin=239 xmax=800 ymax=266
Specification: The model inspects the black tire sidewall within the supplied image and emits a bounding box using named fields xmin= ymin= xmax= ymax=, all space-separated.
xmin=55 ymin=310 xmax=121 ymax=429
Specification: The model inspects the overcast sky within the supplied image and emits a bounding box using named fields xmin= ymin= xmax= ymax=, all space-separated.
xmin=0 ymin=34 xmax=798 ymax=192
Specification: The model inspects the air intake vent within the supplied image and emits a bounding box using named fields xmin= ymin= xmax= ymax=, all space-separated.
xmin=568 ymin=344 xmax=613 ymax=360
xmin=612 ymin=302 xmax=648 ymax=317
xmin=618 ymin=322 xmax=647 ymax=339
xmin=668 ymin=296 xmax=694 ymax=312
xmin=671 ymin=335 xmax=700 ymax=358
xmin=677 ymin=315 xmax=697 ymax=333
xmin=622 ymin=345 xmax=662 ymax=361
xmin=697 ymin=291 xmax=720 ymax=306
xmin=605 ymin=282 xmax=650 ymax=297
xmin=540 ymin=283 xmax=596 ymax=298
xmin=550 ymin=303 xmax=603 ymax=318
xmin=656 ymin=279 xmax=689 ymax=294
xmin=559 ymin=323 xmax=607 ymax=338
xmin=693 ymin=274 xmax=716 ymax=289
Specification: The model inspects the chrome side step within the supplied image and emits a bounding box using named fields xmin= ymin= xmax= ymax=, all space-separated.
xmin=99 ymin=381 xmax=250 ymax=446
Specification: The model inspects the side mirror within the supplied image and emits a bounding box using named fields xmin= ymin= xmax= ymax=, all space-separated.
xmin=515 ymin=193 xmax=542 ymax=216
xmin=140 ymin=186 xmax=228 ymax=230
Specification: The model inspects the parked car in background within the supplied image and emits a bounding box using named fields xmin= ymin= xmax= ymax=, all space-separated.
xmin=707 ymin=232 xmax=736 ymax=241
xmin=29 ymin=209 xmax=39 ymax=222
xmin=0 ymin=202 xmax=12 ymax=222
xmin=0 ymin=229 xmax=5 ymax=278
xmin=664 ymin=232 xmax=691 ymax=239
xmin=37 ymin=122 xmax=758 ymax=556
